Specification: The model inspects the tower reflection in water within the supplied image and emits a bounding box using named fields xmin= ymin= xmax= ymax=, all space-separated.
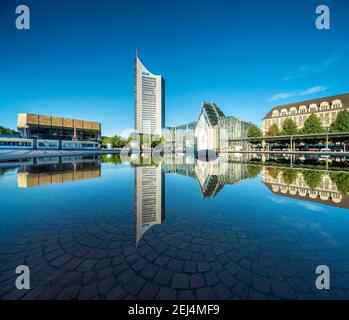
xmin=134 ymin=164 xmax=165 ymax=244
xmin=8 ymin=153 xmax=349 ymax=245
xmin=132 ymin=152 xmax=349 ymax=242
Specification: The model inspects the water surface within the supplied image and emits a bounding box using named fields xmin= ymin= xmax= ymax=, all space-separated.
xmin=1 ymin=153 xmax=349 ymax=300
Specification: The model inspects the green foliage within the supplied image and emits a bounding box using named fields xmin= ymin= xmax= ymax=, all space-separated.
xmin=267 ymin=123 xmax=280 ymax=136
xmin=282 ymin=169 xmax=298 ymax=185
xmin=330 ymin=110 xmax=349 ymax=133
xmin=281 ymin=118 xmax=298 ymax=135
xmin=0 ymin=125 xmax=18 ymax=136
xmin=247 ymin=165 xmax=262 ymax=178
xmin=266 ymin=166 xmax=281 ymax=180
xmin=302 ymin=170 xmax=323 ymax=190
xmin=302 ymin=114 xmax=324 ymax=134
xmin=151 ymin=136 xmax=165 ymax=148
xmin=247 ymin=125 xmax=263 ymax=138
xmin=101 ymin=135 xmax=130 ymax=148
xmin=330 ymin=172 xmax=349 ymax=195
xmin=101 ymin=154 xmax=122 ymax=164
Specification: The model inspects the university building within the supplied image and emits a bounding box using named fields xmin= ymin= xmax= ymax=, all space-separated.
xmin=164 ymin=102 xmax=252 ymax=153
xmin=263 ymin=167 xmax=349 ymax=209
xmin=262 ymin=93 xmax=349 ymax=135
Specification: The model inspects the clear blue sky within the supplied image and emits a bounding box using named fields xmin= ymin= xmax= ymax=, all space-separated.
xmin=1 ymin=0 xmax=348 ymax=136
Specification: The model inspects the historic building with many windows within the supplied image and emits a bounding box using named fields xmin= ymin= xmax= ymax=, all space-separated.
xmin=262 ymin=93 xmax=349 ymax=135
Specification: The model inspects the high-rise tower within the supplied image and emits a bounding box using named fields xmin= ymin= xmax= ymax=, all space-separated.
xmin=134 ymin=56 xmax=165 ymax=136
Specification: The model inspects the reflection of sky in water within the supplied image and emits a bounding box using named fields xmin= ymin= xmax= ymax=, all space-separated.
xmin=0 ymin=155 xmax=349 ymax=300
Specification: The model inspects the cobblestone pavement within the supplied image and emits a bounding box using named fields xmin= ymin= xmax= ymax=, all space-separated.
xmin=1 ymin=197 xmax=349 ymax=300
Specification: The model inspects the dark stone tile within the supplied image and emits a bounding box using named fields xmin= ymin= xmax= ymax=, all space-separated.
xmin=270 ymin=279 xmax=297 ymax=299
xmin=177 ymin=290 xmax=195 ymax=300
xmin=126 ymin=276 xmax=146 ymax=295
xmin=190 ymin=274 xmax=205 ymax=289
xmin=57 ymin=285 xmax=81 ymax=300
xmin=184 ymin=261 xmax=197 ymax=274
xmin=78 ymin=282 xmax=98 ymax=300
xmin=167 ymin=259 xmax=184 ymax=273
xmin=107 ymin=286 xmax=127 ymax=300
xmin=213 ymin=284 xmax=232 ymax=299
xmin=204 ymin=271 xmax=219 ymax=286
xmin=196 ymin=287 xmax=216 ymax=300
xmin=253 ymin=274 xmax=271 ymax=293
xmin=154 ymin=268 xmax=173 ymax=286
xmin=157 ymin=287 xmax=177 ymax=300
xmin=138 ymin=282 xmax=159 ymax=300
xmin=172 ymin=273 xmax=190 ymax=289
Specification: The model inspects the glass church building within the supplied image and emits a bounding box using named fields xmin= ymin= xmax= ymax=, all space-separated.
xmin=164 ymin=102 xmax=253 ymax=153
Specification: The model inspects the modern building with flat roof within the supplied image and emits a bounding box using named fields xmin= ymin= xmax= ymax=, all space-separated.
xmin=262 ymin=93 xmax=349 ymax=135
xmin=134 ymin=56 xmax=165 ymax=136
xmin=17 ymin=113 xmax=101 ymax=141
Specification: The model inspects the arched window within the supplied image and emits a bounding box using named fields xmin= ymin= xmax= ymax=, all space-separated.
xmin=309 ymin=103 xmax=318 ymax=113
xmin=289 ymin=107 xmax=297 ymax=115
xmin=280 ymin=108 xmax=288 ymax=116
xmin=299 ymin=105 xmax=307 ymax=114
xmin=272 ymin=110 xmax=279 ymax=117
xmin=320 ymin=102 xmax=329 ymax=111
xmin=331 ymin=99 xmax=342 ymax=109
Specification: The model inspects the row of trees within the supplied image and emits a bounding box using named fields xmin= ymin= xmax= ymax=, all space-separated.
xmin=101 ymin=134 xmax=165 ymax=148
xmin=266 ymin=166 xmax=349 ymax=194
xmin=247 ymin=110 xmax=349 ymax=138
xmin=101 ymin=135 xmax=132 ymax=148
xmin=0 ymin=125 xmax=18 ymax=136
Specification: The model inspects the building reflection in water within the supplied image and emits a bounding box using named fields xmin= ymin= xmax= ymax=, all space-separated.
xmin=16 ymin=156 xmax=101 ymax=188
xmin=134 ymin=163 xmax=165 ymax=244
xmin=263 ymin=166 xmax=349 ymax=208
xmin=5 ymin=152 xmax=349 ymax=245
xmin=162 ymin=153 xmax=251 ymax=198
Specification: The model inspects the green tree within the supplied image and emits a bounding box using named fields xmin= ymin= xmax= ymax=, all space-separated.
xmin=330 ymin=172 xmax=349 ymax=195
xmin=0 ymin=125 xmax=18 ymax=136
xmin=151 ymin=136 xmax=165 ymax=147
xmin=267 ymin=123 xmax=280 ymax=136
xmin=302 ymin=170 xmax=323 ymax=190
xmin=247 ymin=165 xmax=262 ymax=178
xmin=247 ymin=125 xmax=263 ymax=138
xmin=282 ymin=169 xmax=298 ymax=185
xmin=281 ymin=118 xmax=298 ymax=135
xmin=330 ymin=110 xmax=349 ymax=133
xmin=266 ymin=166 xmax=281 ymax=180
xmin=302 ymin=114 xmax=324 ymax=134
xmin=101 ymin=135 xmax=130 ymax=148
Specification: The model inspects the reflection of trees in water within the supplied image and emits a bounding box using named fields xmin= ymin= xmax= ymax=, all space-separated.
xmin=246 ymin=165 xmax=262 ymax=178
xmin=101 ymin=154 xmax=122 ymax=164
xmin=266 ymin=167 xmax=281 ymax=180
xmin=330 ymin=172 xmax=349 ymax=195
xmin=0 ymin=168 xmax=15 ymax=177
xmin=302 ymin=170 xmax=323 ymax=190
xmin=282 ymin=169 xmax=298 ymax=185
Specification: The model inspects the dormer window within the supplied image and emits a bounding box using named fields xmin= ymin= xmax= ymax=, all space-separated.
xmin=332 ymin=100 xmax=342 ymax=109
xmin=320 ymin=102 xmax=329 ymax=111
xmin=299 ymin=106 xmax=307 ymax=113
xmin=280 ymin=109 xmax=288 ymax=116
xmin=309 ymin=104 xmax=318 ymax=112
xmin=289 ymin=107 xmax=297 ymax=115
xmin=272 ymin=110 xmax=279 ymax=117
